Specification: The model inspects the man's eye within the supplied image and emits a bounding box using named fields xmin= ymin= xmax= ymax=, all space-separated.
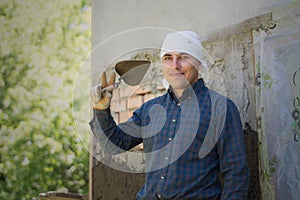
xmin=163 ymin=57 xmax=172 ymax=60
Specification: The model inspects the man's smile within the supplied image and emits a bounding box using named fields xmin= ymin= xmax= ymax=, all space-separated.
xmin=168 ymin=71 xmax=185 ymax=77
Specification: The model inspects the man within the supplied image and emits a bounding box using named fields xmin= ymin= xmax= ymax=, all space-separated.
xmin=90 ymin=31 xmax=249 ymax=199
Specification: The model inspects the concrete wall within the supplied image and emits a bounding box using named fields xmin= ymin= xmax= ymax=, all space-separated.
xmin=92 ymin=0 xmax=294 ymax=44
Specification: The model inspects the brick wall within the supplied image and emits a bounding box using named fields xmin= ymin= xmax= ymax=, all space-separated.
xmin=111 ymin=81 xmax=165 ymax=124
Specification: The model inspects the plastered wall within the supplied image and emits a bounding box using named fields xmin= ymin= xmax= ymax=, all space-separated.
xmin=91 ymin=1 xmax=298 ymax=199
xmin=90 ymin=13 xmax=275 ymax=199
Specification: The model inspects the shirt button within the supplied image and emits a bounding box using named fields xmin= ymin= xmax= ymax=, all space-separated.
xmin=172 ymin=119 xmax=176 ymax=122
xmin=177 ymin=103 xmax=180 ymax=106
xmin=160 ymin=176 xmax=164 ymax=180
xmin=168 ymin=138 xmax=172 ymax=141
xmin=157 ymin=194 xmax=161 ymax=199
xmin=165 ymin=157 xmax=169 ymax=160
xmin=188 ymin=96 xmax=192 ymax=100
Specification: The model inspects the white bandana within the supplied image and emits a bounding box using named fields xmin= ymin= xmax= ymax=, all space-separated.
xmin=160 ymin=31 xmax=207 ymax=68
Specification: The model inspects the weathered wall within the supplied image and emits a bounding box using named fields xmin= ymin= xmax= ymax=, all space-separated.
xmin=91 ymin=0 xmax=295 ymax=82
xmin=90 ymin=14 xmax=274 ymax=199
xmin=252 ymin=3 xmax=300 ymax=199
xmin=91 ymin=0 xmax=297 ymax=199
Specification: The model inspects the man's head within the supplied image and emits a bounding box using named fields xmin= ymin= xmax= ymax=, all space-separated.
xmin=160 ymin=31 xmax=206 ymax=91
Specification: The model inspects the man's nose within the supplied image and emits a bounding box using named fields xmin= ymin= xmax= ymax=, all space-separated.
xmin=170 ymin=57 xmax=180 ymax=69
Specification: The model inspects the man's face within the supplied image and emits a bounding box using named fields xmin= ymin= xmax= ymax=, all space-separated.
xmin=161 ymin=52 xmax=202 ymax=90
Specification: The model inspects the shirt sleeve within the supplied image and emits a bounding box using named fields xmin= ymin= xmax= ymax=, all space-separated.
xmin=89 ymin=108 xmax=143 ymax=154
xmin=217 ymin=100 xmax=250 ymax=200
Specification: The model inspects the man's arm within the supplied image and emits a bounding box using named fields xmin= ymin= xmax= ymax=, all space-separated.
xmin=89 ymin=107 xmax=143 ymax=154
xmin=89 ymin=71 xmax=142 ymax=154
xmin=218 ymin=100 xmax=250 ymax=199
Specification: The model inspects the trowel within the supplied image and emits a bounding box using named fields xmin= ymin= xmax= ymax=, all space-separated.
xmin=91 ymin=60 xmax=151 ymax=103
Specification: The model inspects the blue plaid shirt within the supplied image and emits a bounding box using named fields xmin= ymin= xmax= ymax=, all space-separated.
xmin=90 ymin=79 xmax=249 ymax=200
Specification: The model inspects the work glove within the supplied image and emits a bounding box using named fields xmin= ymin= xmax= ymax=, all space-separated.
xmin=91 ymin=71 xmax=116 ymax=110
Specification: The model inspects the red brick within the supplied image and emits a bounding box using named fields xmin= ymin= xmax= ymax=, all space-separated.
xmin=119 ymin=111 xmax=131 ymax=123
xmin=144 ymin=93 xmax=156 ymax=103
xmin=111 ymin=99 xmax=127 ymax=112
xmin=111 ymin=88 xmax=120 ymax=101
xmin=127 ymin=95 xmax=143 ymax=110
xmin=119 ymin=85 xmax=139 ymax=98
xmin=135 ymin=85 xmax=152 ymax=95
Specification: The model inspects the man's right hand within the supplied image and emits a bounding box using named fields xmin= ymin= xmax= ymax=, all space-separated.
xmin=91 ymin=71 xmax=116 ymax=110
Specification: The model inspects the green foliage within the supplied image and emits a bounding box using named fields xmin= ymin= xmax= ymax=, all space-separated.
xmin=0 ymin=0 xmax=91 ymax=199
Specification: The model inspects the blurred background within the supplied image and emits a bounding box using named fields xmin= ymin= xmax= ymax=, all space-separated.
xmin=0 ymin=0 xmax=91 ymax=199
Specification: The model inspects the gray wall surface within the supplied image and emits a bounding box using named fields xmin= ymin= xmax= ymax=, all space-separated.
xmin=92 ymin=0 xmax=293 ymax=44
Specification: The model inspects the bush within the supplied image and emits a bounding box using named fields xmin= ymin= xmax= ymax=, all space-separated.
xmin=0 ymin=0 xmax=91 ymax=199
